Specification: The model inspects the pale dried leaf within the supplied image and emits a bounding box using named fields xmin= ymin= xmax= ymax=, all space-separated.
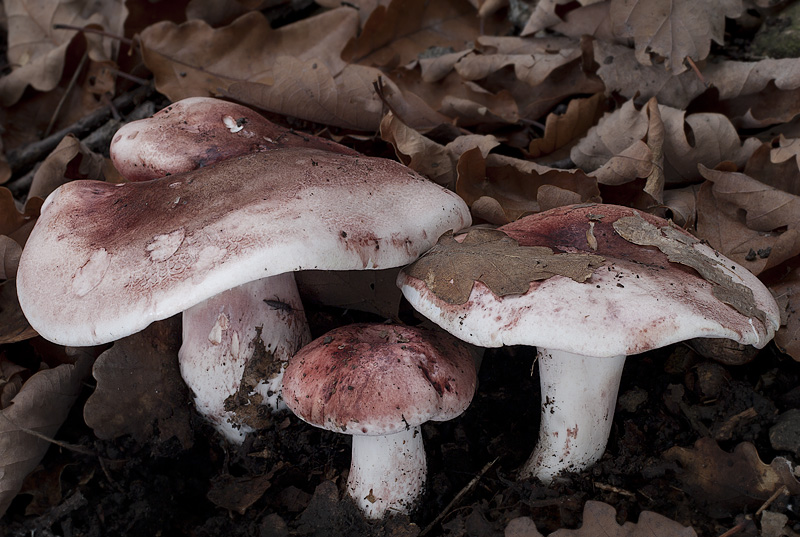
xmin=613 ymin=212 xmax=767 ymax=322
xmin=0 ymin=281 xmax=37 ymax=344
xmin=0 ymin=236 xmax=21 ymax=281
xmin=662 ymin=184 xmax=700 ymax=228
xmin=379 ymin=112 xmax=455 ymax=186
xmin=695 ymin=181 xmax=800 ymax=275
xmin=404 ymin=228 xmax=604 ymax=305
xmin=521 ymin=0 xmax=605 ymax=35
xmin=140 ymin=9 xmax=386 ymax=130
xmin=28 ymin=135 xmax=107 ymax=201
xmin=770 ymin=135 xmax=800 ymax=171
xmin=549 ymin=500 xmax=698 ymax=536
xmin=0 ymin=0 xmax=126 ymax=106
xmin=0 ymin=351 xmax=93 ymax=517
xmin=529 ymin=93 xmax=606 ymax=158
xmin=610 ymin=0 xmax=743 ymax=73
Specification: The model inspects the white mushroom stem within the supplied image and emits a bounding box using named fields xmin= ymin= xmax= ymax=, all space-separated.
xmin=348 ymin=427 xmax=427 ymax=519
xmin=520 ymin=348 xmax=626 ymax=483
xmin=179 ymin=272 xmax=310 ymax=443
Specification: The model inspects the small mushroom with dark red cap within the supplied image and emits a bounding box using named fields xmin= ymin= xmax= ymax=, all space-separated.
xmin=281 ymin=323 xmax=477 ymax=519
xmin=398 ymin=203 xmax=780 ymax=483
xmin=16 ymin=146 xmax=471 ymax=443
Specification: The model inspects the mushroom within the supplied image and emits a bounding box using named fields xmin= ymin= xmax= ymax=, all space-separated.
xmin=108 ymin=97 xmax=360 ymax=440
xmin=397 ymin=203 xmax=780 ymax=482
xmin=110 ymin=96 xmax=357 ymax=182
xmin=281 ymin=323 xmax=477 ymax=519
xmin=16 ymin=147 xmax=471 ymax=442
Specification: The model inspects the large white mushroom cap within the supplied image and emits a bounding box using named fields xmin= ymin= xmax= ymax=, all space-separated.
xmin=17 ymin=147 xmax=471 ymax=346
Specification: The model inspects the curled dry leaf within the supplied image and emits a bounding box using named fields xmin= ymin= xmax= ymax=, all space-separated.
xmin=139 ymin=9 xmax=385 ymax=130
xmin=548 ymin=500 xmax=698 ymax=536
xmin=0 ymin=349 xmax=94 ymax=517
xmin=456 ymin=148 xmax=599 ymax=224
xmin=572 ymin=99 xmax=759 ymax=185
xmin=403 ymin=227 xmax=604 ymax=304
xmin=83 ymin=316 xmax=193 ymax=449
xmin=528 ymin=93 xmax=607 ymax=160
xmin=28 ymin=135 xmax=109 ymax=201
xmin=0 ymin=0 xmax=126 ymax=106
xmin=663 ymin=437 xmax=800 ymax=518
xmin=379 ymin=112 xmax=455 ymax=186
xmin=696 ymin=181 xmax=800 ymax=275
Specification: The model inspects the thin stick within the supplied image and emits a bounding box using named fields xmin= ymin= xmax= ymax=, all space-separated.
xmin=684 ymin=57 xmax=709 ymax=88
xmin=0 ymin=413 xmax=96 ymax=456
xmin=717 ymin=520 xmax=746 ymax=537
xmin=420 ymin=457 xmax=499 ymax=536
xmin=44 ymin=52 xmax=89 ymax=138
xmin=755 ymin=485 xmax=788 ymax=517
xmin=53 ymin=23 xmax=134 ymax=47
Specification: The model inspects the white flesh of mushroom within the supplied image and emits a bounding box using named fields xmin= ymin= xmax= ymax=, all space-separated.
xmin=348 ymin=427 xmax=427 ymax=519
xmin=520 ymin=349 xmax=626 ymax=482
xmin=179 ymin=272 xmax=310 ymax=443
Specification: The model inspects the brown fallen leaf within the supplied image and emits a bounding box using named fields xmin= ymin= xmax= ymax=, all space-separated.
xmin=528 ymin=93 xmax=607 ymax=160
xmin=28 ymin=135 xmax=110 ymax=201
xmin=207 ymin=467 xmax=279 ymax=514
xmin=610 ymin=0 xmax=743 ymax=73
xmin=456 ymin=148 xmax=600 ymax=224
xmin=663 ymin=437 xmax=800 ymax=518
xmin=341 ymin=0 xmax=507 ymax=70
xmin=83 ymin=316 xmax=193 ymax=450
xmin=548 ymin=500 xmax=698 ymax=536
xmin=771 ymin=267 xmax=800 ymax=361
xmin=403 ymin=227 xmax=604 ymax=304
xmin=696 ymin=180 xmax=800 ymax=275
xmin=0 ymin=348 xmax=94 ymax=517
xmin=0 ymin=0 xmax=126 ymax=106
xmin=139 ymin=9 xmax=385 ymax=130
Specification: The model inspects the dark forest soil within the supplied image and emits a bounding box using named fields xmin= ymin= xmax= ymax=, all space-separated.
xmin=1 ymin=300 xmax=798 ymax=537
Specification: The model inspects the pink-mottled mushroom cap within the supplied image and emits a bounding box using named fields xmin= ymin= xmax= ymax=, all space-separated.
xmin=282 ymin=323 xmax=477 ymax=436
xmin=111 ymin=97 xmax=357 ymax=181
xmin=17 ymin=148 xmax=471 ymax=346
xmin=398 ymin=203 xmax=780 ymax=357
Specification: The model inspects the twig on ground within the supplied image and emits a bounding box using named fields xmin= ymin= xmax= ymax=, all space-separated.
xmin=420 ymin=457 xmax=499 ymax=536
xmin=44 ymin=52 xmax=89 ymax=138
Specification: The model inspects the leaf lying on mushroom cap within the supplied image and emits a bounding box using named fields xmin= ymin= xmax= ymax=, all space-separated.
xmin=404 ymin=228 xmax=604 ymax=305
xmin=612 ymin=213 xmax=768 ymax=324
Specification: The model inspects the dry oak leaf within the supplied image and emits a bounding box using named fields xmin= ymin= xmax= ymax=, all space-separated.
xmin=456 ymin=149 xmax=600 ymax=224
xmin=770 ymin=135 xmax=800 ymax=170
xmin=771 ymin=266 xmax=800 ymax=361
xmin=699 ymin=165 xmax=800 ymax=233
xmin=591 ymin=39 xmax=708 ymax=109
xmin=610 ymin=0 xmax=743 ymax=73
xmin=28 ymin=134 xmax=108 ymax=201
xmin=528 ymin=93 xmax=607 ymax=160
xmin=403 ymin=227 xmax=604 ymax=305
xmin=341 ymin=0 xmax=508 ymax=70
xmin=521 ymin=0 xmax=607 ymax=36
xmin=83 ymin=316 xmax=193 ymax=449
xmin=571 ymin=99 xmax=759 ymax=185
xmin=0 ymin=0 xmax=127 ymax=106
xmin=139 ymin=8 xmax=384 ymax=130
xmin=0 ymin=349 xmax=93 ymax=517
xmin=548 ymin=500 xmax=698 ymax=536
xmin=663 ymin=437 xmax=800 ymax=518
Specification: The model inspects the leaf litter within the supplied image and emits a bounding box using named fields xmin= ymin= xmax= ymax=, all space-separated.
xmin=1 ymin=0 xmax=800 ymax=535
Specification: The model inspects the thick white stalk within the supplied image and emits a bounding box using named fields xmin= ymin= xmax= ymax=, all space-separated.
xmin=179 ymin=273 xmax=310 ymax=443
xmin=520 ymin=348 xmax=626 ymax=483
xmin=348 ymin=427 xmax=427 ymax=519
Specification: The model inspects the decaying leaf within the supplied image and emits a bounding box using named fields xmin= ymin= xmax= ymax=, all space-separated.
xmin=28 ymin=135 xmax=110 ymax=201
xmin=772 ymin=267 xmax=800 ymax=361
xmin=207 ymin=469 xmax=278 ymax=514
xmin=613 ymin=213 xmax=767 ymax=322
xmin=528 ymin=93 xmax=607 ymax=160
xmin=548 ymin=500 xmax=698 ymax=536
xmin=0 ymin=349 xmax=94 ymax=517
xmin=404 ymin=228 xmax=604 ymax=304
xmin=663 ymin=437 xmax=800 ymax=518
xmin=83 ymin=316 xmax=193 ymax=450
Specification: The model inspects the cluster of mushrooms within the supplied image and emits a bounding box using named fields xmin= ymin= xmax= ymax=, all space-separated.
xmin=16 ymin=98 xmax=781 ymax=520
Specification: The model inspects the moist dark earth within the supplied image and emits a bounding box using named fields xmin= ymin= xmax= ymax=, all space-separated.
xmin=1 ymin=300 xmax=799 ymax=537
